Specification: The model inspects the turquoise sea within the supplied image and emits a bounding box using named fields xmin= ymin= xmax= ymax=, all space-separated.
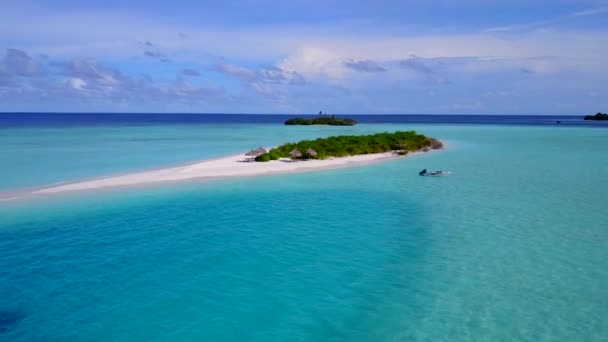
xmin=1 ymin=116 xmax=607 ymax=341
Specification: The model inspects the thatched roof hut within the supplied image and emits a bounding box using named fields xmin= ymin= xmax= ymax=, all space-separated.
xmin=245 ymin=147 xmax=267 ymax=156
xmin=256 ymin=147 xmax=268 ymax=154
xmin=289 ymin=149 xmax=302 ymax=159
xmin=305 ymin=148 xmax=317 ymax=159
xmin=391 ymin=143 xmax=408 ymax=151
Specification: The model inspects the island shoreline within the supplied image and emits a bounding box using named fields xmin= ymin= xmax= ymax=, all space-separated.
xmin=0 ymin=147 xmax=442 ymax=201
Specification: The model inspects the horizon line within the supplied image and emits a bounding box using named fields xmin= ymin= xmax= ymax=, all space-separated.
xmin=0 ymin=112 xmax=585 ymax=116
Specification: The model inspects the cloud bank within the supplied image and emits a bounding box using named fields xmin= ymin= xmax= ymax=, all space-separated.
xmin=1 ymin=1 xmax=607 ymax=113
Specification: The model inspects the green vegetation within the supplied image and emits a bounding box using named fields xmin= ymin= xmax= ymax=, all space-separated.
xmin=584 ymin=112 xmax=608 ymax=121
xmin=255 ymin=131 xmax=442 ymax=162
xmin=284 ymin=115 xmax=357 ymax=126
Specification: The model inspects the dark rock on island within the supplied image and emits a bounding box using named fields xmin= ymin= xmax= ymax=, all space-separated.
xmin=584 ymin=112 xmax=608 ymax=121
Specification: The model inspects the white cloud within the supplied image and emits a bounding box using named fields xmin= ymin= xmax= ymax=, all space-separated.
xmin=1 ymin=2 xmax=608 ymax=113
xmin=58 ymin=59 xmax=122 ymax=94
xmin=2 ymin=48 xmax=44 ymax=76
xmin=279 ymin=47 xmax=348 ymax=81
xmin=68 ymin=77 xmax=87 ymax=91
xmin=572 ymin=7 xmax=608 ymax=17
xmin=342 ymin=59 xmax=386 ymax=73
xmin=213 ymin=63 xmax=256 ymax=80
xmin=213 ymin=62 xmax=306 ymax=98
xmin=3 ymin=3 xmax=607 ymax=71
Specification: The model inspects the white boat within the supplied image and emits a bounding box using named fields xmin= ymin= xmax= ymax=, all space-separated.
xmin=419 ymin=169 xmax=451 ymax=176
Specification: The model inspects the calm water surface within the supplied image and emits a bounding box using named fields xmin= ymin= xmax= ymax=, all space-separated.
xmin=0 ymin=116 xmax=606 ymax=341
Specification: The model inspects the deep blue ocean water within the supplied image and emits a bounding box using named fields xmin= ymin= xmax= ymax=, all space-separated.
xmin=0 ymin=114 xmax=607 ymax=341
xmin=0 ymin=112 xmax=604 ymax=127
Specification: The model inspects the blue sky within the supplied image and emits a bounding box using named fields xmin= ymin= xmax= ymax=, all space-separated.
xmin=1 ymin=0 xmax=607 ymax=114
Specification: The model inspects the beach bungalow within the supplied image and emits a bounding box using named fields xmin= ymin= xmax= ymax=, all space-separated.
xmin=305 ymin=148 xmax=317 ymax=159
xmin=245 ymin=147 xmax=267 ymax=162
xmin=289 ymin=149 xmax=302 ymax=161
xmin=391 ymin=143 xmax=407 ymax=151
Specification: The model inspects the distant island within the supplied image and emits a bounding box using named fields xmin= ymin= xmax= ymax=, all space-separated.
xmin=284 ymin=112 xmax=357 ymax=126
xmin=255 ymin=131 xmax=442 ymax=161
xmin=584 ymin=112 xmax=608 ymax=121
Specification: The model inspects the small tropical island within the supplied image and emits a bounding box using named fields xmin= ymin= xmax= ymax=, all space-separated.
xmin=255 ymin=131 xmax=442 ymax=161
xmin=284 ymin=111 xmax=357 ymax=126
xmin=4 ymin=131 xmax=443 ymax=199
xmin=584 ymin=112 xmax=608 ymax=121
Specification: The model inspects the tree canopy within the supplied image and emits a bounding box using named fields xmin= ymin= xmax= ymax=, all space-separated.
xmin=284 ymin=116 xmax=357 ymax=126
xmin=255 ymin=131 xmax=441 ymax=161
xmin=584 ymin=112 xmax=608 ymax=121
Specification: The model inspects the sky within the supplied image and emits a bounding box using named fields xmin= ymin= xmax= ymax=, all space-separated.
xmin=0 ymin=0 xmax=607 ymax=114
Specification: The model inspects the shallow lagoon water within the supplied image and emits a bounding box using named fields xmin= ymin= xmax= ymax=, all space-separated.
xmin=1 ymin=121 xmax=607 ymax=341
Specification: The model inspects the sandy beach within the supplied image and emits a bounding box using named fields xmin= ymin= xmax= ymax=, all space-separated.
xmin=1 ymin=150 xmax=430 ymax=200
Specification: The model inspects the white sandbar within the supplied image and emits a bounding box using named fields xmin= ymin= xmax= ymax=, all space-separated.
xmin=1 ymin=149 xmax=433 ymax=200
